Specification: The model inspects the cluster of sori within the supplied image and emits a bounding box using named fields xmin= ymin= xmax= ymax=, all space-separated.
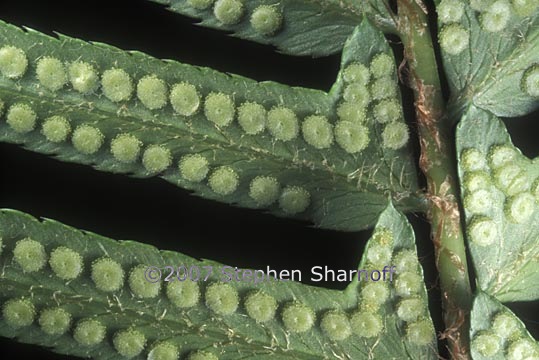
xmin=186 ymin=0 xmax=283 ymax=36
xmin=472 ymin=311 xmax=539 ymax=359
xmin=337 ymin=53 xmax=409 ymax=153
xmin=352 ymin=228 xmax=433 ymax=345
xmin=437 ymin=0 xmax=469 ymax=55
xmin=1 ymin=237 xmax=213 ymax=360
xmin=438 ymin=0 xmax=537 ymax=55
xmin=470 ymin=0 xmax=537 ymax=24
xmin=0 ymin=229 xmax=432 ymax=359
xmin=0 ymin=45 xmax=322 ymax=214
xmin=460 ymin=145 xmax=538 ymax=247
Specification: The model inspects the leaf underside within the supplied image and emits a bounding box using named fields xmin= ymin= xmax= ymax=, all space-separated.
xmin=470 ymin=292 xmax=539 ymax=360
xmin=0 ymin=19 xmax=422 ymax=231
xmin=147 ymin=0 xmax=397 ymax=57
xmin=438 ymin=2 xmax=539 ymax=118
xmin=0 ymin=204 xmax=437 ymax=359
xmin=457 ymin=106 xmax=539 ymax=302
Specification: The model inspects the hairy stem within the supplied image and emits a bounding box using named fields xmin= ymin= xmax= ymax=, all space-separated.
xmin=396 ymin=1 xmax=473 ymax=358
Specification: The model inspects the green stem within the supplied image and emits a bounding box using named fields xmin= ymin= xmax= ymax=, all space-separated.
xmin=396 ymin=1 xmax=472 ymax=359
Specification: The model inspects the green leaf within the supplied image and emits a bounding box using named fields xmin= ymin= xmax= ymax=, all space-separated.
xmin=437 ymin=1 xmax=539 ymax=118
xmin=0 ymin=204 xmax=437 ymax=359
xmin=0 ymin=19 xmax=422 ymax=231
xmin=470 ymin=291 xmax=539 ymax=360
xmin=456 ymin=106 xmax=539 ymax=302
xmin=147 ymin=0 xmax=397 ymax=57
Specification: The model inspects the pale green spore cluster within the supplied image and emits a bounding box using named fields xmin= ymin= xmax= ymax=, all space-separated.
xmin=69 ymin=61 xmax=99 ymax=94
xmin=437 ymin=0 xmax=465 ymax=23
xmin=506 ymin=338 xmax=539 ymax=359
xmin=208 ymin=166 xmax=239 ymax=195
xmin=382 ymin=121 xmax=409 ymax=150
xmin=488 ymin=145 xmax=517 ymax=169
xmin=214 ymin=0 xmax=244 ymax=25
xmin=36 ymin=57 xmax=67 ymax=92
xmin=464 ymin=171 xmax=491 ymax=192
xmin=49 ymin=246 xmax=84 ymax=280
xmin=406 ymin=319 xmax=435 ymax=346
xmin=167 ymin=280 xmax=200 ymax=309
xmin=101 ymin=68 xmax=133 ymax=102
xmin=129 ymin=264 xmax=161 ymax=298
xmin=336 ymin=102 xmax=367 ymax=123
xmin=366 ymin=244 xmax=392 ymax=267
xmin=343 ymin=83 xmax=371 ymax=107
xmin=468 ymin=217 xmax=499 ymax=246
xmin=13 ymin=237 xmax=47 ymax=273
xmin=473 ymin=332 xmax=502 ymax=357
xmin=42 ymin=116 xmax=71 ymax=143
xmin=505 ymin=192 xmax=535 ymax=224
xmin=186 ymin=0 xmax=284 ymax=37
xmin=249 ymin=176 xmax=280 ymax=206
xmin=301 ymin=115 xmax=333 ymax=149
xmin=179 ymin=154 xmax=209 ymax=183
xmin=370 ymin=53 xmax=394 ymax=79
xmin=6 ymin=103 xmax=37 ymax=133
xmin=464 ymin=188 xmax=494 ymax=214
xmin=460 ymin=144 xmax=537 ymax=248
xmin=2 ymin=298 xmax=35 ymax=328
xmin=281 ymin=302 xmax=315 ymax=333
xmin=137 ymin=75 xmax=168 ymax=110
xmin=38 ymin=307 xmax=72 ymax=335
xmin=440 ymin=24 xmax=470 ymax=55
xmin=238 ymin=102 xmax=266 ymax=135
xmin=393 ymin=249 xmax=419 ymax=273
xmin=494 ymin=164 xmax=530 ymax=196
xmin=204 ymin=282 xmax=239 ymax=316
xmin=244 ymin=291 xmax=277 ymax=323
xmin=371 ymin=78 xmax=397 ymax=101
xmin=512 ymin=0 xmax=539 ymax=16
xmin=267 ymin=106 xmax=299 ymax=142
xmin=361 ymin=282 xmax=389 ymax=309
xmin=350 ymin=311 xmax=383 ymax=338
xmin=395 ymin=272 xmax=422 ymax=298
xmin=250 ymin=5 xmax=283 ymax=36
xmin=337 ymin=52 xmax=402 ymax=154
xmin=111 ymin=133 xmax=142 ymax=163
xmin=204 ymin=92 xmax=235 ymax=127
xmin=342 ymin=63 xmax=370 ymax=85
xmin=388 ymin=244 xmax=430 ymax=343
xmin=278 ymin=186 xmax=310 ymax=214
xmin=397 ymin=297 xmax=423 ymax=322
xmin=170 ymin=82 xmax=200 ymax=116
xmin=320 ymin=311 xmax=352 ymax=341
xmin=91 ymin=257 xmax=125 ymax=292
xmin=480 ymin=0 xmax=512 ymax=32
xmin=148 ymin=342 xmax=179 ymax=360
xmin=142 ymin=145 xmax=172 ymax=173
xmin=73 ymin=318 xmax=106 ymax=346
xmin=113 ymin=328 xmax=146 ymax=358
xmin=373 ymin=99 xmax=402 ymax=124
xmin=461 ymin=148 xmax=488 ymax=171
xmin=334 ymin=121 xmax=370 ymax=154
xmin=491 ymin=312 xmax=521 ymax=339
xmin=0 ymin=45 xmax=28 ymax=79
xmin=72 ymin=125 xmax=105 ymax=155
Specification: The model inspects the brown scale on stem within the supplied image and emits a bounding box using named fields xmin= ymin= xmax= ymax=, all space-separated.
xmin=397 ymin=0 xmax=473 ymax=358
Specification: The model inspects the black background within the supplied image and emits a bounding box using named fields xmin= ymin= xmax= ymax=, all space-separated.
xmin=0 ymin=0 xmax=538 ymax=358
